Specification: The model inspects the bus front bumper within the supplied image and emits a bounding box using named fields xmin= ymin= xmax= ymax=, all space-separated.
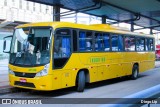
xmin=9 ymin=74 xmax=53 ymax=91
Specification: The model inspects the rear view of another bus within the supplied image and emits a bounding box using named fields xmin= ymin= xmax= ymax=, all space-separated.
xmin=156 ymin=44 xmax=160 ymax=60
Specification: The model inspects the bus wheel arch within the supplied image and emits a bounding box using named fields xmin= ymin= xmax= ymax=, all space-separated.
xmin=76 ymin=69 xmax=90 ymax=92
xmin=131 ymin=63 xmax=139 ymax=80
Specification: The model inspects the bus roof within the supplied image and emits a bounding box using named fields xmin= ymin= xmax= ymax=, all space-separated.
xmin=16 ymin=22 xmax=153 ymax=38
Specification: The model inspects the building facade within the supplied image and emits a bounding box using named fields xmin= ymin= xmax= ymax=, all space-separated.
xmin=0 ymin=0 xmax=53 ymax=23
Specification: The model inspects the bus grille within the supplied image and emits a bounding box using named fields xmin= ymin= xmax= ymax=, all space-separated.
xmin=14 ymin=81 xmax=35 ymax=88
xmin=14 ymin=71 xmax=36 ymax=78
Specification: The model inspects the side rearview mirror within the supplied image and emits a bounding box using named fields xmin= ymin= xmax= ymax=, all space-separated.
xmin=3 ymin=35 xmax=13 ymax=53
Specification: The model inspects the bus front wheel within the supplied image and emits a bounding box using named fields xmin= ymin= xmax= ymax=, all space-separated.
xmin=131 ymin=64 xmax=139 ymax=80
xmin=76 ymin=71 xmax=85 ymax=92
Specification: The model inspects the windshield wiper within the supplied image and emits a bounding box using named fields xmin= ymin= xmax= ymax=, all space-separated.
xmin=13 ymin=50 xmax=34 ymax=66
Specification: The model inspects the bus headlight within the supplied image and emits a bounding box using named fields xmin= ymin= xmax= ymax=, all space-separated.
xmin=35 ymin=64 xmax=50 ymax=77
xmin=8 ymin=68 xmax=15 ymax=75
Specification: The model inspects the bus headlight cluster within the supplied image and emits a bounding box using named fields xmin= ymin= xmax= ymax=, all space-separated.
xmin=8 ymin=68 xmax=15 ymax=75
xmin=35 ymin=64 xmax=50 ymax=77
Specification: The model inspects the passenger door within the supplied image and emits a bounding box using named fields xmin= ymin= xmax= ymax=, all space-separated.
xmin=53 ymin=29 xmax=72 ymax=88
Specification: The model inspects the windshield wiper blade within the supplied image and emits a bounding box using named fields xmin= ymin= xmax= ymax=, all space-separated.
xmin=13 ymin=50 xmax=34 ymax=66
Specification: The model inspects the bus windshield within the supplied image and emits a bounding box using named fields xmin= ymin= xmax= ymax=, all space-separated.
xmin=10 ymin=27 xmax=52 ymax=66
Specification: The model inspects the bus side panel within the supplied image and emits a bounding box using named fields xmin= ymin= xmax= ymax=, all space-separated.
xmin=123 ymin=52 xmax=140 ymax=75
xmin=88 ymin=67 xmax=98 ymax=83
xmin=55 ymin=51 xmax=155 ymax=90
xmin=98 ymin=65 xmax=107 ymax=81
xmin=104 ymin=63 xmax=110 ymax=80
xmin=138 ymin=52 xmax=147 ymax=72
xmin=55 ymin=54 xmax=85 ymax=88
xmin=122 ymin=62 xmax=132 ymax=76
xmin=99 ymin=53 xmax=125 ymax=79
xmin=79 ymin=52 xmax=124 ymax=81
xmin=58 ymin=53 xmax=99 ymax=87
xmin=61 ymin=70 xmax=72 ymax=88
xmin=108 ymin=53 xmax=127 ymax=77
xmin=139 ymin=52 xmax=155 ymax=72
xmin=77 ymin=54 xmax=106 ymax=83
xmin=147 ymin=52 xmax=155 ymax=70
xmin=51 ymin=70 xmax=62 ymax=90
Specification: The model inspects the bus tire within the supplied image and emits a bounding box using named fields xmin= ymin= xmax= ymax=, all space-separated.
xmin=77 ymin=71 xmax=85 ymax=92
xmin=131 ymin=65 xmax=139 ymax=80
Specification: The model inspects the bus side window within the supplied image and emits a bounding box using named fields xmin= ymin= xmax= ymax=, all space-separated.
xmin=146 ymin=38 xmax=149 ymax=51
xmin=53 ymin=29 xmax=71 ymax=69
xmin=54 ymin=36 xmax=71 ymax=58
xmin=150 ymin=39 xmax=154 ymax=51
xmin=125 ymin=36 xmax=135 ymax=51
xmin=118 ymin=35 xmax=124 ymax=51
xmin=95 ymin=33 xmax=103 ymax=51
xmin=103 ymin=33 xmax=110 ymax=51
xmin=79 ymin=31 xmax=86 ymax=51
xmin=73 ymin=30 xmax=77 ymax=52
xmin=111 ymin=34 xmax=118 ymax=51
xmin=136 ymin=38 xmax=145 ymax=51
xmin=86 ymin=32 xmax=93 ymax=51
xmin=79 ymin=31 xmax=93 ymax=51
xmin=147 ymin=38 xmax=154 ymax=51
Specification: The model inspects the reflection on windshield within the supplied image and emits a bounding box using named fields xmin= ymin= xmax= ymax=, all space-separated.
xmin=10 ymin=27 xmax=52 ymax=66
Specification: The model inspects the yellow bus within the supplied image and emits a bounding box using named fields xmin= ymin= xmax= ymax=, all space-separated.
xmin=3 ymin=22 xmax=155 ymax=92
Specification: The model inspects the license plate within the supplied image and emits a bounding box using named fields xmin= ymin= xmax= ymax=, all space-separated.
xmin=20 ymin=78 xmax=27 ymax=83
